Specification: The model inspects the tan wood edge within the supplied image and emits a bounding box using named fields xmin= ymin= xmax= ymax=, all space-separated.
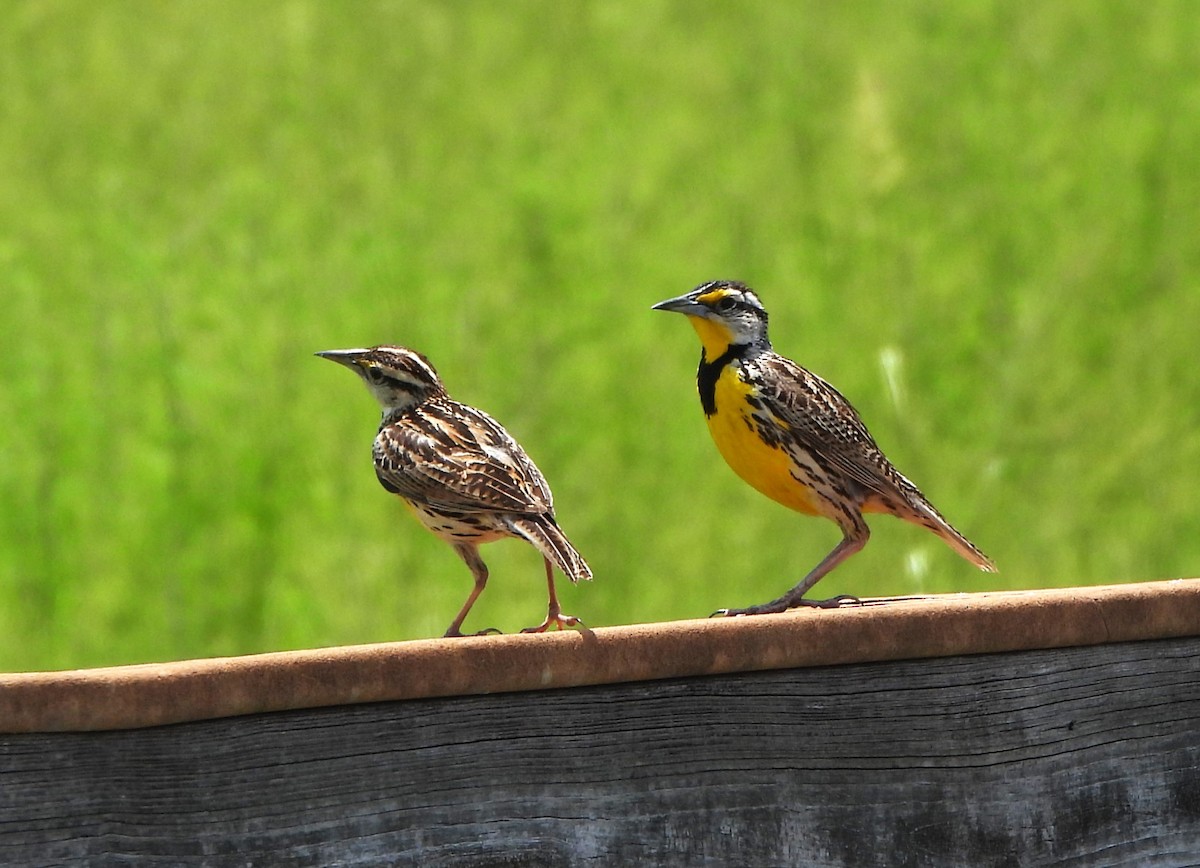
xmin=2 ymin=579 xmax=1197 ymax=734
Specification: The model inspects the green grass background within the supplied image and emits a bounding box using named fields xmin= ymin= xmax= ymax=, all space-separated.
xmin=2 ymin=2 xmax=1198 ymax=671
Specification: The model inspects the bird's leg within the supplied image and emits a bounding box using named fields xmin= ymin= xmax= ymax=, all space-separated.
xmin=444 ymin=544 xmax=502 ymax=638
xmin=521 ymin=557 xmax=586 ymax=633
xmin=715 ymin=525 xmax=868 ymax=617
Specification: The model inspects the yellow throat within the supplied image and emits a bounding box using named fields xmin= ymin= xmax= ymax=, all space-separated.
xmin=687 ymin=313 xmax=737 ymax=360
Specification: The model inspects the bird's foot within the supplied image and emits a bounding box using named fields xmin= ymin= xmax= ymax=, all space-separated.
xmin=443 ymin=626 xmax=503 ymax=638
xmin=712 ymin=594 xmax=861 ymax=618
xmin=521 ymin=611 xmax=587 ymax=634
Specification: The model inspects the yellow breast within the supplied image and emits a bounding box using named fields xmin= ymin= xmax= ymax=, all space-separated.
xmin=705 ymin=364 xmax=822 ymax=516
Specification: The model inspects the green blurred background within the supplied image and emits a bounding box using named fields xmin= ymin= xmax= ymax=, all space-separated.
xmin=2 ymin=2 xmax=1198 ymax=671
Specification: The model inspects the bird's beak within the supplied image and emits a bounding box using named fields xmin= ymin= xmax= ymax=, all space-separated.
xmin=315 ymin=348 xmax=370 ymax=370
xmin=651 ymin=293 xmax=707 ymax=317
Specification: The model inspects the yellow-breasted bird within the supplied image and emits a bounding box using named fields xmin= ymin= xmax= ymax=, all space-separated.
xmin=317 ymin=345 xmax=591 ymax=637
xmin=652 ymin=280 xmax=995 ymax=615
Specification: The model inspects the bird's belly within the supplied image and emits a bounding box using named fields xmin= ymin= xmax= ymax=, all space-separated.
xmin=404 ymin=499 xmax=508 ymax=543
xmin=704 ymin=370 xmax=822 ymax=516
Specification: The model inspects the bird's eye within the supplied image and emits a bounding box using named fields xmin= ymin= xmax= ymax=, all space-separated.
xmin=366 ymin=367 xmax=385 ymax=384
xmin=715 ymin=296 xmax=738 ymax=313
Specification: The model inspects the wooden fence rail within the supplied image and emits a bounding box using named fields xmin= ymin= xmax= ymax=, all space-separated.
xmin=1 ymin=580 xmax=1199 ymax=865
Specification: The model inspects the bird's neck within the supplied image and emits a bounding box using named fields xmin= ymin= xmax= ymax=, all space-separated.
xmin=687 ymin=314 xmax=770 ymax=359
xmin=687 ymin=315 xmax=737 ymax=360
xmin=379 ymin=396 xmax=425 ymax=426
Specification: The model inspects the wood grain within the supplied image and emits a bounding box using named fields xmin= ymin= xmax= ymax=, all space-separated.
xmin=3 ymin=636 xmax=1198 ymax=866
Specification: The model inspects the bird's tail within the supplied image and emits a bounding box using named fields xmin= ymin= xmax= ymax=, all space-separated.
xmin=509 ymin=517 xmax=593 ymax=584
xmin=894 ymin=477 xmax=997 ymax=573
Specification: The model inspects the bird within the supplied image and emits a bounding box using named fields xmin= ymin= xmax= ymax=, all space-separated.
xmin=652 ymin=280 xmax=995 ymax=616
xmin=316 ymin=345 xmax=591 ymax=637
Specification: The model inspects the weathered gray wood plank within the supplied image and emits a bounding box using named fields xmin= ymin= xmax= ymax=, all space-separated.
xmin=2 ymin=636 xmax=1198 ymax=866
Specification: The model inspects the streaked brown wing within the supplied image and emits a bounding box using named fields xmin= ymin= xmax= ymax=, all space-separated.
xmin=373 ymin=398 xmax=555 ymax=515
xmin=749 ymin=353 xmax=902 ymax=496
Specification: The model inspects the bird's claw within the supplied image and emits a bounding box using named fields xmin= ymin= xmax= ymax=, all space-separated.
xmin=711 ymin=594 xmax=862 ymax=618
xmin=711 ymin=605 xmax=782 ymax=618
xmin=443 ymin=626 xmax=503 ymax=638
xmin=521 ymin=612 xmax=586 ymax=634
xmin=813 ymin=594 xmax=862 ymax=608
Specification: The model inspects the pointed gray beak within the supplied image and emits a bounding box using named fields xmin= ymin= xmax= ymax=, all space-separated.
xmin=651 ymin=293 xmax=706 ymax=316
xmin=315 ymin=348 xmax=369 ymax=369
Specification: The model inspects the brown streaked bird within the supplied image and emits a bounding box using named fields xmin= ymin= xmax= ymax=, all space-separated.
xmin=317 ymin=345 xmax=591 ymax=637
xmin=652 ymin=280 xmax=995 ymax=616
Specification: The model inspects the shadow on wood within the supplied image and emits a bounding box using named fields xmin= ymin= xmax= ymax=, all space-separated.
xmin=2 ymin=581 xmax=1199 ymax=865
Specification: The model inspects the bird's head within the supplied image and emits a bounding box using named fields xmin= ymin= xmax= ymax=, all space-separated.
xmin=315 ymin=345 xmax=445 ymax=415
xmin=651 ymin=280 xmax=770 ymax=358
